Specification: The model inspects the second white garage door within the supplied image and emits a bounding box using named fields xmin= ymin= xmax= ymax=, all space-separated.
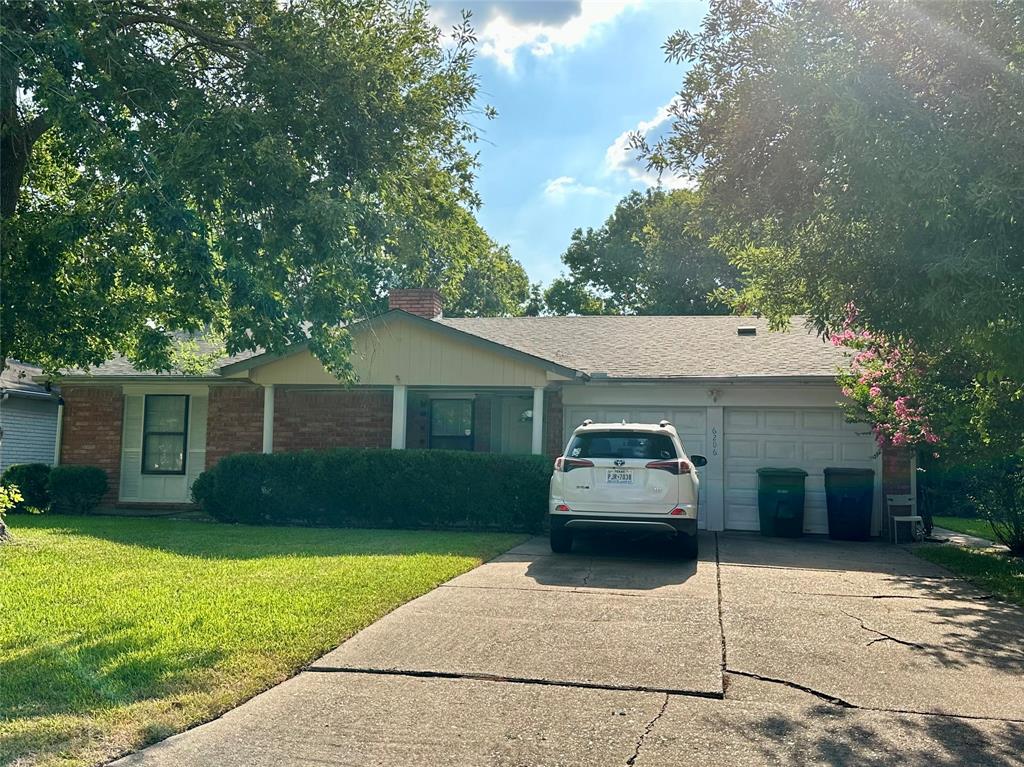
xmin=722 ymin=407 xmax=878 ymax=534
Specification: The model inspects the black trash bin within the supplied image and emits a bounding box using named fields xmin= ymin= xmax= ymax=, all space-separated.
xmin=756 ymin=468 xmax=809 ymax=538
xmin=823 ymin=468 xmax=875 ymax=541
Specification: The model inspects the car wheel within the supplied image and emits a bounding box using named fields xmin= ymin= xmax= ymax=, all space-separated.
xmin=550 ymin=525 xmax=573 ymax=553
xmin=673 ymin=533 xmax=698 ymax=560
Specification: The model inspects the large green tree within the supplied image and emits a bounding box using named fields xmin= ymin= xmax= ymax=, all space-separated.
xmin=643 ymin=0 xmax=1024 ymax=543
xmin=1 ymin=0 xmax=503 ymax=379
xmin=545 ymin=188 xmax=737 ymax=315
xmin=641 ymin=0 xmax=1023 ymax=359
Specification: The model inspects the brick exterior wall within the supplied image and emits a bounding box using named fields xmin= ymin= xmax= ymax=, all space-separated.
xmin=388 ymin=288 xmax=443 ymax=318
xmin=206 ymin=386 xmax=264 ymax=468
xmin=881 ymin=446 xmax=914 ymax=541
xmin=273 ymin=389 xmax=392 ymax=452
xmin=59 ymin=386 xmax=123 ymax=505
xmin=544 ymin=387 xmax=564 ymax=458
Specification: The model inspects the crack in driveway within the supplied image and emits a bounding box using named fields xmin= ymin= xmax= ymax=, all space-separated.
xmin=839 ymin=609 xmax=925 ymax=649
xmin=625 ymin=693 xmax=669 ymax=766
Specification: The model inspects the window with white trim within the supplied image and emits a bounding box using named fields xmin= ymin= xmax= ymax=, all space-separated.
xmin=142 ymin=395 xmax=189 ymax=475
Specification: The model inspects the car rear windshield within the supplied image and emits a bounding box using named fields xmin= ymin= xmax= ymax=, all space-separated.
xmin=567 ymin=431 xmax=677 ymax=460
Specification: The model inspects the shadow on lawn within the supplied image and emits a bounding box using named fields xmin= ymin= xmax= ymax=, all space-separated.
xmin=15 ymin=515 xmax=522 ymax=561
xmin=0 ymin=621 xmax=224 ymax=720
xmin=739 ymin=704 xmax=1024 ymax=767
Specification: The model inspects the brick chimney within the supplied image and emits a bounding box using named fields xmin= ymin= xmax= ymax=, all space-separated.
xmin=388 ymin=288 xmax=443 ymax=319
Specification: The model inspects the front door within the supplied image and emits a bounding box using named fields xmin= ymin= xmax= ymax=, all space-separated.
xmin=429 ymin=399 xmax=474 ymax=450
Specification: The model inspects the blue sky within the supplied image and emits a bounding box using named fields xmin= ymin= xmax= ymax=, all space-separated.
xmin=429 ymin=1 xmax=708 ymax=285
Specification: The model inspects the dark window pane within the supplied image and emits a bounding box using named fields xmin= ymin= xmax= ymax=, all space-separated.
xmin=431 ymin=400 xmax=473 ymax=437
xmin=145 ymin=396 xmax=187 ymax=431
xmin=142 ymin=395 xmax=188 ymax=474
xmin=568 ymin=432 xmax=677 ymax=460
xmin=143 ymin=433 xmax=185 ymax=473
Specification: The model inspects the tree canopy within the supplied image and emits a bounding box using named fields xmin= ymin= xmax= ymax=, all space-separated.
xmin=641 ymin=0 xmax=1023 ymax=364
xmin=644 ymin=0 xmax=1024 ymax=540
xmin=544 ymin=188 xmax=737 ymax=315
xmin=1 ymin=0 xmax=517 ymax=380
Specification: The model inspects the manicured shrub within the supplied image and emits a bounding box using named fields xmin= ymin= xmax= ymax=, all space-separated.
xmin=47 ymin=466 xmax=109 ymax=515
xmin=193 ymin=448 xmax=552 ymax=533
xmin=0 ymin=463 xmax=51 ymax=512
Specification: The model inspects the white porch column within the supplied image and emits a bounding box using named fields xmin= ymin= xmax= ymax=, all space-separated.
xmin=531 ymin=386 xmax=545 ymax=455
xmin=391 ymin=384 xmax=408 ymax=449
xmin=262 ymin=384 xmax=275 ymax=454
xmin=53 ymin=399 xmax=64 ymax=465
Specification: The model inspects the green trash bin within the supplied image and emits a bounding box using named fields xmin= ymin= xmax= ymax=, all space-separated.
xmin=756 ymin=468 xmax=809 ymax=538
xmin=824 ymin=468 xmax=875 ymax=541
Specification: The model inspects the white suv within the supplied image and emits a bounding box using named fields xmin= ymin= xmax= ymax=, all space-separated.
xmin=548 ymin=420 xmax=707 ymax=557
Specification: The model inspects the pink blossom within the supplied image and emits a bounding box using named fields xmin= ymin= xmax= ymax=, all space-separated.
xmin=869 ymin=386 xmax=882 ymax=397
xmin=924 ymin=432 xmax=940 ymax=444
xmin=891 ymin=433 xmax=907 ymax=447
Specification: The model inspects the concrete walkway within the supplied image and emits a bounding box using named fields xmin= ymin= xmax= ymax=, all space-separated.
xmin=113 ymin=533 xmax=1024 ymax=766
xmin=932 ymin=525 xmax=1008 ymax=551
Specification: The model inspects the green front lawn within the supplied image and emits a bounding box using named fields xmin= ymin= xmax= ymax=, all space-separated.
xmin=931 ymin=516 xmax=997 ymax=541
xmin=913 ymin=545 xmax=1024 ymax=607
xmin=0 ymin=516 xmax=524 ymax=767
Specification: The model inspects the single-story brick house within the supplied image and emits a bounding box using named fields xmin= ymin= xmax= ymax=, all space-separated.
xmin=44 ymin=289 xmax=913 ymax=534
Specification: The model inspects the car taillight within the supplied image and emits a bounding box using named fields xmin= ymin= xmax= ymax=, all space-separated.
xmin=645 ymin=459 xmax=692 ymax=475
xmin=555 ymin=504 xmax=570 ymax=512
xmin=554 ymin=457 xmax=595 ymax=472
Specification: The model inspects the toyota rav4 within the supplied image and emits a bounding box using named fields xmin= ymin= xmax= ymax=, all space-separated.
xmin=549 ymin=420 xmax=707 ymax=558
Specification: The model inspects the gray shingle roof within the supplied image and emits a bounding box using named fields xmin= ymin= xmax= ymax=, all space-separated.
xmin=437 ymin=316 xmax=846 ymax=379
xmin=50 ymin=315 xmax=846 ymax=381
xmin=2 ymin=360 xmax=57 ymax=396
xmin=59 ymin=338 xmax=264 ymax=378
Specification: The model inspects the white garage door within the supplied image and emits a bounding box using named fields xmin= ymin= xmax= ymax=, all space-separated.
xmin=723 ymin=407 xmax=877 ymax=534
xmin=563 ymin=406 xmax=708 ymax=528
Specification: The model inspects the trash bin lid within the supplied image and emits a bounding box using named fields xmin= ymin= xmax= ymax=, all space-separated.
xmin=823 ymin=467 xmax=875 ymax=477
xmin=756 ymin=467 xmax=809 ymax=477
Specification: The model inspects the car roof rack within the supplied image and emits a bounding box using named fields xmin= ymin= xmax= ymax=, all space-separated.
xmin=581 ymin=418 xmax=593 ymax=426
xmin=659 ymin=419 xmax=672 ymax=427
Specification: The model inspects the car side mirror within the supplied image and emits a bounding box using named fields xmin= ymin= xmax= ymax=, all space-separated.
xmin=690 ymin=454 xmax=708 ymax=468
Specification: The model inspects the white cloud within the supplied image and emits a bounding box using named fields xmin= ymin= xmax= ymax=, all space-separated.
xmin=603 ymin=97 xmax=695 ymax=190
xmin=432 ymin=1 xmax=644 ymax=72
xmin=542 ymin=175 xmax=610 ymax=203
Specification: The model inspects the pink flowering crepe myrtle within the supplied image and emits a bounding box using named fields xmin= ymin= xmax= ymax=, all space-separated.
xmin=832 ymin=305 xmax=940 ymax=452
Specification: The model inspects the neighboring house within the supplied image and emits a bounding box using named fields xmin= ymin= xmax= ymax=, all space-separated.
xmin=43 ymin=289 xmax=912 ymax=532
xmin=1 ymin=361 xmax=61 ymax=473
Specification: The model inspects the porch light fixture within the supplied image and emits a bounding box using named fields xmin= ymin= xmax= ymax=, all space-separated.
xmin=519 ymin=409 xmax=533 ymax=423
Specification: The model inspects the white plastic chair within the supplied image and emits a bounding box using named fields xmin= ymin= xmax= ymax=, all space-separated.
xmin=887 ymin=493 xmax=922 ymax=543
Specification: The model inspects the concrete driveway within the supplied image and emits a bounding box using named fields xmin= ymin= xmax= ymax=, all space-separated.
xmin=114 ymin=533 xmax=1024 ymax=766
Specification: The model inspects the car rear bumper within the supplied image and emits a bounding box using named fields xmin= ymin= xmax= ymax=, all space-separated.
xmin=550 ymin=513 xmax=698 ymax=537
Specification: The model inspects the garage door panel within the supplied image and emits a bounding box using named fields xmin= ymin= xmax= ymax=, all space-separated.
xmin=725 ymin=409 xmax=759 ymax=429
xmin=764 ymin=440 xmax=798 ymax=460
xmin=765 ymin=409 xmax=797 ymax=429
xmin=801 ymin=410 xmax=837 ymax=430
xmin=802 ymin=442 xmax=836 ymax=462
xmin=724 ymin=407 xmax=877 ymax=534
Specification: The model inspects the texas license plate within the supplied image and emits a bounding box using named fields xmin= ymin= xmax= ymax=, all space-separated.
xmin=607 ymin=469 xmax=634 ymax=484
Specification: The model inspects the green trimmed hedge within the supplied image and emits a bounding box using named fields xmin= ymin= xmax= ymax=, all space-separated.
xmin=48 ymin=465 xmax=108 ymax=515
xmin=0 ymin=463 xmax=51 ymax=512
xmin=192 ymin=449 xmax=552 ymax=532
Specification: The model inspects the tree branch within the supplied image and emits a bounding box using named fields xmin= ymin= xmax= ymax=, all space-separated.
xmin=115 ymin=13 xmax=259 ymax=60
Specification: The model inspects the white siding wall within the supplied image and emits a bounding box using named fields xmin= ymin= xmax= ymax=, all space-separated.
xmin=0 ymin=397 xmax=59 ymax=472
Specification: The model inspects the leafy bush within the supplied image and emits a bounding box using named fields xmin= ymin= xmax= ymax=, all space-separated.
xmin=969 ymin=460 xmax=1024 ymax=557
xmin=0 ymin=463 xmax=51 ymax=512
xmin=193 ymin=449 xmax=552 ymax=533
xmin=47 ymin=466 xmax=108 ymax=515
xmin=0 ymin=485 xmax=22 ymax=541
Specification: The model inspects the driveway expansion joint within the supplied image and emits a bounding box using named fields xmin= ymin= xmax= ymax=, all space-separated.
xmin=625 ymin=693 xmax=669 ymax=766
xmin=713 ymin=533 xmax=728 ymax=687
xmin=303 ymin=665 xmax=725 ymax=700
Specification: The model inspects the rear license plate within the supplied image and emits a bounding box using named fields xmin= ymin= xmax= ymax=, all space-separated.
xmin=606 ymin=469 xmax=634 ymax=484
